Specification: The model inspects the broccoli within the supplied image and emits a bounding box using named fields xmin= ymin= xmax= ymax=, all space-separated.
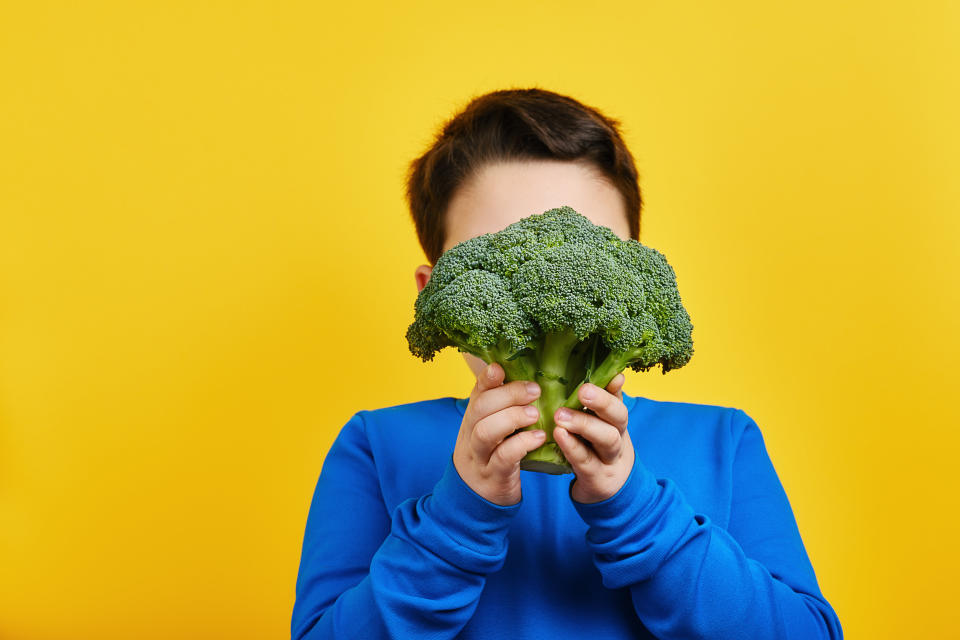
xmin=406 ymin=206 xmax=694 ymax=474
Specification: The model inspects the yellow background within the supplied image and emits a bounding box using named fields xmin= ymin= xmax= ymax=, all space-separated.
xmin=2 ymin=2 xmax=958 ymax=638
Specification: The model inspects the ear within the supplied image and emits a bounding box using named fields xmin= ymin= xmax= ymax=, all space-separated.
xmin=414 ymin=264 xmax=433 ymax=292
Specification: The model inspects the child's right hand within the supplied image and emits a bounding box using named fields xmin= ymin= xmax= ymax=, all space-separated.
xmin=453 ymin=362 xmax=545 ymax=506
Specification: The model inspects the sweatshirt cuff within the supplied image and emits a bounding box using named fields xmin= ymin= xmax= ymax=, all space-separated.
xmin=571 ymin=455 xmax=704 ymax=588
xmin=416 ymin=456 xmax=521 ymax=573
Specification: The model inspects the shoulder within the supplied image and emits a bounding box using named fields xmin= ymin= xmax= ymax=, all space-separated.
xmin=625 ymin=394 xmax=766 ymax=522
xmin=354 ymin=396 xmax=463 ymax=433
xmin=626 ymin=391 xmax=739 ymax=431
xmin=328 ymin=396 xmax=462 ymax=464
xmin=343 ymin=396 xmax=464 ymax=505
xmin=625 ymin=392 xmax=759 ymax=456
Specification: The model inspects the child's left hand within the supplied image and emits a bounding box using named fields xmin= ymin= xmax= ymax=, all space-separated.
xmin=553 ymin=373 xmax=635 ymax=504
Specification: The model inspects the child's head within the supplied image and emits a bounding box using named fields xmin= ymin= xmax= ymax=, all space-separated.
xmin=405 ymin=87 xmax=644 ymax=378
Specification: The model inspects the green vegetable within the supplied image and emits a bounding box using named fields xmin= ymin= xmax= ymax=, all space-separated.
xmin=406 ymin=206 xmax=694 ymax=474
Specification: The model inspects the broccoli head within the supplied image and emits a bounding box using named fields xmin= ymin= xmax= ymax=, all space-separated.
xmin=407 ymin=206 xmax=694 ymax=474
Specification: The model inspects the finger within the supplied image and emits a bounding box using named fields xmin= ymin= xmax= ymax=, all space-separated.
xmin=489 ymin=429 xmax=547 ymax=472
xmin=555 ymin=407 xmax=622 ymax=464
xmin=469 ymin=378 xmax=541 ymax=422
xmin=472 ymin=362 xmax=505 ymax=397
xmin=606 ymin=373 xmax=626 ymax=401
xmin=472 ymin=405 xmax=540 ymax=462
xmin=577 ymin=382 xmax=629 ymax=432
xmin=553 ymin=426 xmax=600 ymax=474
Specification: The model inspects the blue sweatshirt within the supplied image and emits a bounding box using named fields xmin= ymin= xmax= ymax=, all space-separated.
xmin=292 ymin=392 xmax=843 ymax=639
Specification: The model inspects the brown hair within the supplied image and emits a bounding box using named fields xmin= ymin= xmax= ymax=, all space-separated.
xmin=405 ymin=87 xmax=642 ymax=265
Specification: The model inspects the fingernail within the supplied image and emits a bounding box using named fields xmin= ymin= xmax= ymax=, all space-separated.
xmin=524 ymin=405 xmax=539 ymax=419
xmin=555 ymin=408 xmax=572 ymax=424
xmin=526 ymin=382 xmax=540 ymax=396
xmin=581 ymin=385 xmax=595 ymax=401
xmin=533 ymin=430 xmax=546 ymax=440
xmin=487 ymin=365 xmax=496 ymax=379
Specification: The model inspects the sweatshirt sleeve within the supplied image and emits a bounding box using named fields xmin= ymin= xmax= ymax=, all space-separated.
xmin=571 ymin=408 xmax=843 ymax=640
xmin=291 ymin=411 xmax=521 ymax=640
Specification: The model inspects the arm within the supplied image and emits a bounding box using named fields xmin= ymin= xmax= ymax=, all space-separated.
xmin=290 ymin=412 xmax=520 ymax=640
xmin=572 ymin=408 xmax=843 ymax=640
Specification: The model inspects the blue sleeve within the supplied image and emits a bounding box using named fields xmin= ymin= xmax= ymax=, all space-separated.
xmin=291 ymin=412 xmax=521 ymax=639
xmin=571 ymin=408 xmax=843 ymax=640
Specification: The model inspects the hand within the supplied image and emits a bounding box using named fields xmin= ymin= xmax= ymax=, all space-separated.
xmin=453 ymin=363 xmax=546 ymax=506
xmin=553 ymin=373 xmax=634 ymax=504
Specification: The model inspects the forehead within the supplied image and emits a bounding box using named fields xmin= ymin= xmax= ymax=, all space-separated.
xmin=442 ymin=159 xmax=630 ymax=253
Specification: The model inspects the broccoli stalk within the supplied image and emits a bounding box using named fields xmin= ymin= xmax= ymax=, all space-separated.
xmin=523 ymin=328 xmax=582 ymax=472
xmin=469 ymin=330 xmax=657 ymax=474
xmin=511 ymin=332 xmax=661 ymax=473
xmin=460 ymin=330 xmax=580 ymax=471
xmin=407 ymin=206 xmax=694 ymax=475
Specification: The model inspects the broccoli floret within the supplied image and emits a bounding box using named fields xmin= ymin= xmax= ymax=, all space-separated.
xmin=407 ymin=206 xmax=694 ymax=474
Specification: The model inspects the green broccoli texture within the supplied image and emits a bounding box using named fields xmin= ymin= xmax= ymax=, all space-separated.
xmin=406 ymin=206 xmax=694 ymax=474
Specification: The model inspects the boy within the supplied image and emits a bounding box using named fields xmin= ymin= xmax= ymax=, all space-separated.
xmin=291 ymin=88 xmax=843 ymax=639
